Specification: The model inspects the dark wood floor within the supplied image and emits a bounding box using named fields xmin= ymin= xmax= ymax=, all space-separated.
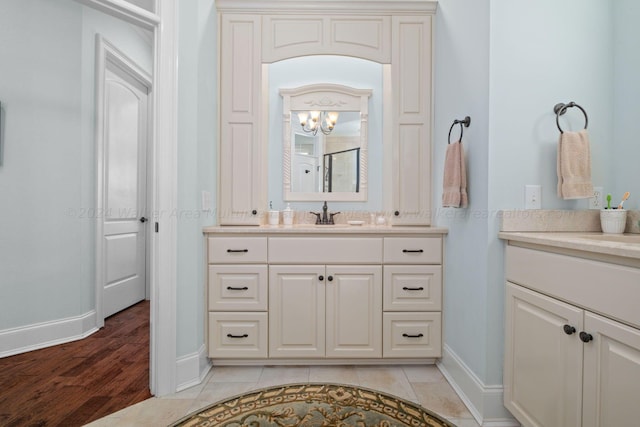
xmin=0 ymin=300 xmax=152 ymax=426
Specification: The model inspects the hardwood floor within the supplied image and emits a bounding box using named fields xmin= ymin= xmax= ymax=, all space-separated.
xmin=0 ymin=300 xmax=152 ymax=427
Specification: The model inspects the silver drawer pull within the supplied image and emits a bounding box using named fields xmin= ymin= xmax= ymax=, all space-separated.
xmin=402 ymin=333 xmax=424 ymax=338
xmin=402 ymin=249 xmax=424 ymax=253
xmin=227 ymin=333 xmax=248 ymax=338
xmin=227 ymin=249 xmax=249 ymax=253
xmin=402 ymin=286 xmax=424 ymax=291
xmin=226 ymin=286 xmax=249 ymax=291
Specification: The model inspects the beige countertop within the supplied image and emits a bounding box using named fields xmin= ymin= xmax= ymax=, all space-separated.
xmin=499 ymin=231 xmax=640 ymax=261
xmin=203 ymin=224 xmax=448 ymax=235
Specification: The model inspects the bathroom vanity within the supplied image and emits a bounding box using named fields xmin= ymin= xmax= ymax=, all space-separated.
xmin=204 ymin=225 xmax=447 ymax=364
xmin=216 ymin=0 xmax=436 ymax=226
xmin=500 ymin=231 xmax=640 ymax=427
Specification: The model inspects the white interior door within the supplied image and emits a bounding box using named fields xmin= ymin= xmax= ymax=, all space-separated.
xmin=292 ymin=154 xmax=318 ymax=193
xmin=102 ymin=64 xmax=149 ymax=318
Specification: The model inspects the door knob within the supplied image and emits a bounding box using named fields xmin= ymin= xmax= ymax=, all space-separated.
xmin=563 ymin=324 xmax=576 ymax=335
xmin=327 ymin=276 xmax=333 ymax=281
xmin=139 ymin=217 xmax=148 ymax=223
xmin=318 ymin=275 xmax=324 ymax=281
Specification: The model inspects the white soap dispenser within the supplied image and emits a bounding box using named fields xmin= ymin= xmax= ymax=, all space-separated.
xmin=282 ymin=203 xmax=294 ymax=226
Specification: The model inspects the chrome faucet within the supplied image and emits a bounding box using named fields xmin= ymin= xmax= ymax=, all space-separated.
xmin=310 ymin=201 xmax=340 ymax=225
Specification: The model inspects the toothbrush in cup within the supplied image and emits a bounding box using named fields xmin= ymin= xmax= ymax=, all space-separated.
xmin=617 ymin=191 xmax=630 ymax=209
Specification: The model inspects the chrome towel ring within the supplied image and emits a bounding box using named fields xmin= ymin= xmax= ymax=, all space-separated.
xmin=448 ymin=116 xmax=471 ymax=144
xmin=554 ymin=102 xmax=588 ymax=133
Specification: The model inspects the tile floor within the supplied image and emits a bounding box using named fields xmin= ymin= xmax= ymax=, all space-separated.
xmin=85 ymin=364 xmax=480 ymax=427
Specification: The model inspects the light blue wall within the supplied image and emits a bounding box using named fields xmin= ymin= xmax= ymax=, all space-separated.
xmin=613 ymin=0 xmax=640 ymax=210
xmin=0 ymin=0 xmax=152 ymax=331
xmin=433 ymin=0 xmax=491 ymax=383
xmin=267 ymin=56 xmax=384 ymax=213
xmin=435 ymin=0 xmax=614 ymax=388
xmin=176 ymin=0 xmax=217 ymax=357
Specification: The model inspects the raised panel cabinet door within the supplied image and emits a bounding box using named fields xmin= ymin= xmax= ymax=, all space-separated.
xmin=390 ymin=16 xmax=431 ymax=225
xmin=325 ymin=265 xmax=382 ymax=358
xmin=504 ymin=283 xmax=583 ymax=427
xmin=582 ymin=311 xmax=640 ymax=427
xmin=269 ymin=265 xmax=325 ymax=357
xmin=219 ymin=14 xmax=264 ymax=225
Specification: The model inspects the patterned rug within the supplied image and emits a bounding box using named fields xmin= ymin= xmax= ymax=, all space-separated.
xmin=170 ymin=383 xmax=456 ymax=427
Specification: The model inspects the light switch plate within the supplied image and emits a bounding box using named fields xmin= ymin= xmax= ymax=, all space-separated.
xmin=201 ymin=190 xmax=212 ymax=211
xmin=525 ymin=185 xmax=541 ymax=210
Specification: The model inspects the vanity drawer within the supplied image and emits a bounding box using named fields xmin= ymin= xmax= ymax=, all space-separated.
xmin=383 ymin=265 xmax=442 ymax=311
xmin=208 ymin=312 xmax=268 ymax=358
xmin=268 ymin=237 xmax=383 ymax=264
xmin=208 ymin=237 xmax=268 ymax=263
xmin=208 ymin=265 xmax=268 ymax=311
xmin=383 ymin=312 xmax=442 ymax=358
xmin=383 ymin=237 xmax=442 ymax=264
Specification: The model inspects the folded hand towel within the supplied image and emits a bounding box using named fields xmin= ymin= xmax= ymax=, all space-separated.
xmin=557 ymin=130 xmax=593 ymax=199
xmin=442 ymin=141 xmax=468 ymax=208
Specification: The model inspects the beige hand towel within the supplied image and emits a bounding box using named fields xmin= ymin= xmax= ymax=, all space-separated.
xmin=442 ymin=141 xmax=468 ymax=208
xmin=557 ymin=130 xmax=594 ymax=199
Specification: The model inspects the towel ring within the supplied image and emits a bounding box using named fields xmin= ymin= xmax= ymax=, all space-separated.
xmin=554 ymin=102 xmax=588 ymax=133
xmin=448 ymin=116 xmax=471 ymax=144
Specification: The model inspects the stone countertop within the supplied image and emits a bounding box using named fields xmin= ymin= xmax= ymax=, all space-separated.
xmin=498 ymin=231 xmax=640 ymax=261
xmin=203 ymin=224 xmax=448 ymax=235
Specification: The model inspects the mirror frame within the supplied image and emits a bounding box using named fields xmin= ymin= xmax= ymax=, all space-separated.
xmin=280 ymin=83 xmax=372 ymax=201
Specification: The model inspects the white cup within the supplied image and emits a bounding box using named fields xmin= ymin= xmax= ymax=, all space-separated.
xmin=268 ymin=210 xmax=280 ymax=226
xmin=600 ymin=209 xmax=627 ymax=234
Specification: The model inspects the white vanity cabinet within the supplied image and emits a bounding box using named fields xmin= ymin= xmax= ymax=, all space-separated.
xmin=389 ymin=16 xmax=433 ymax=226
xmin=205 ymin=227 xmax=446 ymax=363
xmin=216 ymin=1 xmax=436 ymax=225
xmin=503 ymin=244 xmax=640 ymax=427
xmin=269 ymin=265 xmax=382 ymax=358
xmin=207 ymin=237 xmax=269 ymax=358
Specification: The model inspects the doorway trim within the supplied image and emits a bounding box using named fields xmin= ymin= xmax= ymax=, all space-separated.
xmin=82 ymin=0 xmax=178 ymax=396
xmin=95 ymin=35 xmax=153 ymax=328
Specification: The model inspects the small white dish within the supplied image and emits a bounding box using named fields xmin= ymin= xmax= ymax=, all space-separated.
xmin=347 ymin=220 xmax=365 ymax=226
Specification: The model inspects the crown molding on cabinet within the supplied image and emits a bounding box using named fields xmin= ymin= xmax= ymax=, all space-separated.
xmin=215 ymin=0 xmax=438 ymax=15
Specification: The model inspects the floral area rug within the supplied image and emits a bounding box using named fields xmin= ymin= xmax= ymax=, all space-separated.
xmin=170 ymin=383 xmax=456 ymax=427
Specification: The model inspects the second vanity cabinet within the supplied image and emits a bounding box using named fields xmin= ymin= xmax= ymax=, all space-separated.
xmin=503 ymin=243 xmax=640 ymax=427
xmin=205 ymin=227 xmax=445 ymax=362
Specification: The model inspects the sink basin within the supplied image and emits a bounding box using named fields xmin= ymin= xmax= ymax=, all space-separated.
xmin=577 ymin=234 xmax=640 ymax=244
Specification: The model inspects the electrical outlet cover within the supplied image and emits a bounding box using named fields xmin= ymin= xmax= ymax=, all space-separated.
xmin=588 ymin=186 xmax=603 ymax=210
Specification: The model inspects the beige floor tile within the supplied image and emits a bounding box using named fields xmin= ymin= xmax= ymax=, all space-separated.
xmin=402 ymin=364 xmax=446 ymax=383
xmin=113 ymin=398 xmax=194 ymax=427
xmin=83 ymin=416 xmax=123 ymax=426
xmin=355 ymin=365 xmax=418 ymax=402
xmin=446 ymin=417 xmax=481 ymax=427
xmin=254 ymin=365 xmax=310 ymax=388
xmin=412 ymin=381 xmax=474 ymax=419
xmin=308 ymin=365 xmax=360 ymax=385
xmin=197 ymin=381 xmax=258 ymax=404
xmin=208 ymin=365 xmax=263 ymax=383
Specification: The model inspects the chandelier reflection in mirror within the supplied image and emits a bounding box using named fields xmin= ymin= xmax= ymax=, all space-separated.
xmin=297 ymin=111 xmax=339 ymax=136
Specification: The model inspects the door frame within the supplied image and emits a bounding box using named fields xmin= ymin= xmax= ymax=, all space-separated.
xmin=95 ymin=35 xmax=152 ymax=326
xmin=82 ymin=0 xmax=178 ymax=396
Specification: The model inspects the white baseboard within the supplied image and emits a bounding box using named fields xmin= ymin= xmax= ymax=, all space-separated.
xmin=176 ymin=344 xmax=212 ymax=392
xmin=437 ymin=345 xmax=520 ymax=427
xmin=0 ymin=310 xmax=98 ymax=358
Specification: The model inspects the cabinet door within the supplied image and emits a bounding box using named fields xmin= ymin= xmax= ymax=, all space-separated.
xmin=389 ymin=16 xmax=432 ymax=225
xmin=325 ymin=266 xmax=382 ymax=358
xmin=269 ymin=265 xmax=325 ymax=357
xmin=582 ymin=312 xmax=640 ymax=427
xmin=504 ymin=283 xmax=583 ymax=427
xmin=219 ymin=14 xmax=265 ymax=225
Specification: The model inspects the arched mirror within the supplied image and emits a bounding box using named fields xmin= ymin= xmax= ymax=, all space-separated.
xmin=280 ymin=84 xmax=372 ymax=202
